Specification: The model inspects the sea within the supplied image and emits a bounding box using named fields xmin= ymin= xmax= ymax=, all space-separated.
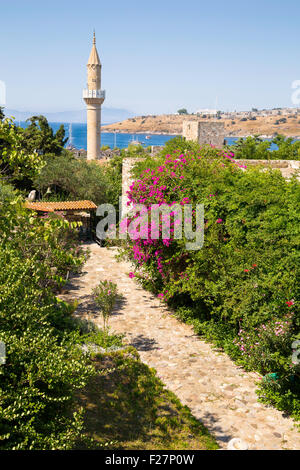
xmin=18 ymin=121 xmax=281 ymax=150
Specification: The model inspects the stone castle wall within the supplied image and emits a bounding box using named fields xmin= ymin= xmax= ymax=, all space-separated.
xmin=182 ymin=120 xmax=225 ymax=147
xmin=182 ymin=121 xmax=200 ymax=142
xmin=121 ymin=157 xmax=143 ymax=217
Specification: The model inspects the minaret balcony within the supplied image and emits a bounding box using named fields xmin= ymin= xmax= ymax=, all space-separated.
xmin=83 ymin=89 xmax=105 ymax=99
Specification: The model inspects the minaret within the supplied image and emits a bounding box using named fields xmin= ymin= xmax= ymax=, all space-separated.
xmin=83 ymin=31 xmax=105 ymax=160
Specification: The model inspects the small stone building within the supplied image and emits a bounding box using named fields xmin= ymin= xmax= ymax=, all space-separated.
xmin=182 ymin=120 xmax=225 ymax=147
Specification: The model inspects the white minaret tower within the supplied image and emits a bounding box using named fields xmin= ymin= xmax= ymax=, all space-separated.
xmin=83 ymin=31 xmax=105 ymax=160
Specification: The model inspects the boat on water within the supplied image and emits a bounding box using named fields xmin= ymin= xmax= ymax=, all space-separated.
xmin=66 ymin=123 xmax=76 ymax=150
xmin=130 ymin=135 xmax=140 ymax=145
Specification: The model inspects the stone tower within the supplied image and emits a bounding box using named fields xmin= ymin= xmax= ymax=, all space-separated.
xmin=182 ymin=121 xmax=225 ymax=148
xmin=83 ymin=32 xmax=105 ymax=160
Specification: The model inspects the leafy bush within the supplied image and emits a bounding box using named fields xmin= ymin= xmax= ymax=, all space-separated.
xmin=227 ymin=134 xmax=300 ymax=160
xmin=0 ymin=118 xmax=45 ymax=186
xmin=19 ymin=115 xmax=68 ymax=157
xmin=159 ymin=136 xmax=203 ymax=160
xmin=0 ymin=202 xmax=86 ymax=292
xmin=0 ymin=201 xmax=96 ymax=449
xmin=0 ymin=179 xmax=17 ymax=203
xmin=119 ymin=143 xmax=300 ymax=420
xmin=234 ymin=313 xmax=299 ymax=375
xmin=92 ymin=280 xmax=119 ymax=345
xmin=177 ymin=109 xmax=188 ymax=115
xmin=33 ymin=154 xmax=106 ymax=204
xmin=34 ymin=152 xmax=124 ymax=209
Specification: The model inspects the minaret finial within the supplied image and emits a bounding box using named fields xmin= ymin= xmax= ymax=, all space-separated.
xmin=93 ymin=30 xmax=96 ymax=45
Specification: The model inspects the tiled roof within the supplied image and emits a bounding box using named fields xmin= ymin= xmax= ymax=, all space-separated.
xmin=25 ymin=200 xmax=97 ymax=212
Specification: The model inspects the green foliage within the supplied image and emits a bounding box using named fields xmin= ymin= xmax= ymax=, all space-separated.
xmin=257 ymin=377 xmax=300 ymax=423
xmin=159 ymin=136 xmax=202 ymax=159
xmin=227 ymin=135 xmax=271 ymax=159
xmin=0 ymin=201 xmax=96 ymax=449
xmin=177 ymin=109 xmax=188 ymax=115
xmin=233 ymin=314 xmax=299 ymax=376
xmin=92 ymin=280 xmax=118 ymax=345
xmin=227 ymin=134 xmax=300 ymax=160
xmin=272 ymin=135 xmax=300 ymax=160
xmin=103 ymin=153 xmax=123 ymax=209
xmin=34 ymin=152 xmax=124 ymax=209
xmin=33 ymin=154 xmax=106 ymax=204
xmin=0 ymin=118 xmax=45 ymax=185
xmin=121 ymin=143 xmax=300 ymax=420
xmin=20 ymin=115 xmax=68 ymax=157
xmin=124 ymin=143 xmax=149 ymax=157
xmin=0 ymin=179 xmax=17 ymax=203
xmin=0 ymin=202 xmax=86 ymax=292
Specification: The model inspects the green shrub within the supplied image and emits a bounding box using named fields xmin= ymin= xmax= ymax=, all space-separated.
xmin=120 ymin=143 xmax=300 ymax=420
xmin=33 ymin=152 xmax=124 ymax=210
xmin=0 ymin=118 xmax=45 ymax=187
xmin=227 ymin=134 xmax=300 ymax=160
xmin=33 ymin=154 xmax=107 ymax=205
xmin=159 ymin=136 xmax=202 ymax=159
xmin=233 ymin=314 xmax=299 ymax=375
xmin=92 ymin=280 xmax=119 ymax=346
xmin=0 ymin=179 xmax=17 ymax=203
xmin=0 ymin=201 xmax=96 ymax=449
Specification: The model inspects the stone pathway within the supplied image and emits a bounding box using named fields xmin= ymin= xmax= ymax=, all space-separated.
xmin=61 ymin=243 xmax=299 ymax=450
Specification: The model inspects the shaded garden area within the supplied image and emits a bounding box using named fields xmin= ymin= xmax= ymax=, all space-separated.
xmin=77 ymin=348 xmax=217 ymax=450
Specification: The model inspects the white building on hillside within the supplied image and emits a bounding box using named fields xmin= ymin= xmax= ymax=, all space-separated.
xmin=196 ymin=109 xmax=218 ymax=117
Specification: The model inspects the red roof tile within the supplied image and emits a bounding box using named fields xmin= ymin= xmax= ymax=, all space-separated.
xmin=25 ymin=200 xmax=97 ymax=212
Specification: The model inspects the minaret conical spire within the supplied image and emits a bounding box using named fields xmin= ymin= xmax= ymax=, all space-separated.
xmin=87 ymin=30 xmax=101 ymax=66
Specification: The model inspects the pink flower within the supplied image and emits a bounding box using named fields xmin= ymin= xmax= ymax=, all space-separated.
xmin=216 ymin=218 xmax=223 ymax=224
xmin=286 ymin=301 xmax=294 ymax=307
xmin=129 ymin=272 xmax=135 ymax=279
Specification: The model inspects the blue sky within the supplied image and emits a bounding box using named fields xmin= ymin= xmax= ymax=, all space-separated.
xmin=1 ymin=0 xmax=300 ymax=114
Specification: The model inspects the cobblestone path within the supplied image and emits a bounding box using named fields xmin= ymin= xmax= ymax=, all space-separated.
xmin=61 ymin=243 xmax=299 ymax=450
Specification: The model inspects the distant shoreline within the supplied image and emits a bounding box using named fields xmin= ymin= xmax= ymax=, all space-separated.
xmin=101 ymin=130 xmax=179 ymax=136
xmin=101 ymin=111 xmax=300 ymax=139
xmin=101 ymin=130 xmax=300 ymax=140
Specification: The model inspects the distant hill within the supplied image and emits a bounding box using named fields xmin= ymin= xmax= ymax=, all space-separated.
xmin=103 ymin=113 xmax=300 ymax=138
xmin=3 ymin=107 xmax=136 ymax=124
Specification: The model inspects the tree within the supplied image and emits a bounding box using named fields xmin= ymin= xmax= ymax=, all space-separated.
xmin=0 ymin=107 xmax=4 ymax=121
xmin=0 ymin=118 xmax=44 ymax=187
xmin=0 ymin=201 xmax=94 ymax=449
xmin=177 ymin=108 xmax=188 ymax=115
xmin=20 ymin=115 xmax=68 ymax=157
xmin=34 ymin=154 xmax=108 ymax=205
